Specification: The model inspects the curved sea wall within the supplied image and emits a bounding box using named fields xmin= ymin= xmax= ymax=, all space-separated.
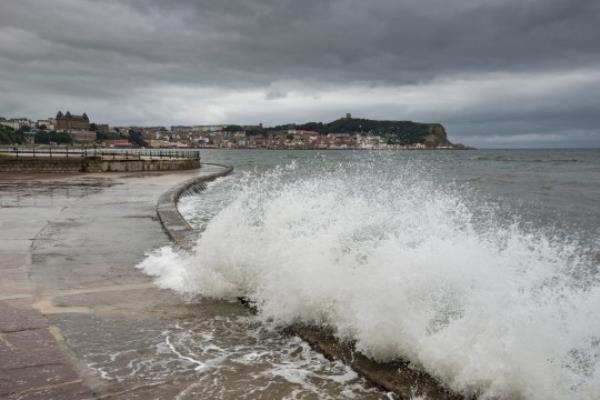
xmin=156 ymin=163 xmax=462 ymax=400
xmin=156 ymin=163 xmax=234 ymax=250
xmin=0 ymin=156 xmax=200 ymax=173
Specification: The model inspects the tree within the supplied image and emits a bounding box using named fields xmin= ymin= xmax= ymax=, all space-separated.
xmin=96 ymin=131 xmax=121 ymax=141
xmin=128 ymin=131 xmax=148 ymax=147
xmin=224 ymin=125 xmax=244 ymax=132
xmin=0 ymin=125 xmax=25 ymax=144
xmin=34 ymin=131 xmax=73 ymax=145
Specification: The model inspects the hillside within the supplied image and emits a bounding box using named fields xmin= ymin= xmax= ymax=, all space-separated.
xmin=271 ymin=118 xmax=452 ymax=146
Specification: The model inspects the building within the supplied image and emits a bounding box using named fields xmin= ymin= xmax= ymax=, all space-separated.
xmin=105 ymin=139 xmax=132 ymax=148
xmin=36 ymin=119 xmax=55 ymax=130
xmin=170 ymin=125 xmax=192 ymax=133
xmin=55 ymin=111 xmax=90 ymax=131
xmin=0 ymin=118 xmax=32 ymax=130
xmin=149 ymin=140 xmax=172 ymax=148
xmin=95 ymin=124 xmax=110 ymax=133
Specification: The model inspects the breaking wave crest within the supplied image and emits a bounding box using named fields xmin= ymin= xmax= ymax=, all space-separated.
xmin=139 ymin=160 xmax=600 ymax=399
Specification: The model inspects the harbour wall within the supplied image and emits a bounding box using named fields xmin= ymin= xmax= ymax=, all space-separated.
xmin=0 ymin=157 xmax=200 ymax=173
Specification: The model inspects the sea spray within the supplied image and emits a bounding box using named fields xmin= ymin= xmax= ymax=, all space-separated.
xmin=139 ymin=158 xmax=600 ymax=399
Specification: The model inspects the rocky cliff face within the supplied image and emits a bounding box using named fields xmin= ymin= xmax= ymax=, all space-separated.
xmin=423 ymin=123 xmax=451 ymax=146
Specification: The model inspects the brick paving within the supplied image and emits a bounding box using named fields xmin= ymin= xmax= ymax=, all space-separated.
xmin=0 ymin=302 xmax=94 ymax=400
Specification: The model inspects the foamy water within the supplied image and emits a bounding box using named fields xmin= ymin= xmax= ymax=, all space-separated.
xmin=139 ymin=154 xmax=600 ymax=399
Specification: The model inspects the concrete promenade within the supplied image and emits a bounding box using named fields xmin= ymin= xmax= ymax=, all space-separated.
xmin=0 ymin=167 xmax=230 ymax=399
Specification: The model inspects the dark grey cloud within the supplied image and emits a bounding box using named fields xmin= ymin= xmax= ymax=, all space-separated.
xmin=1 ymin=0 xmax=599 ymax=147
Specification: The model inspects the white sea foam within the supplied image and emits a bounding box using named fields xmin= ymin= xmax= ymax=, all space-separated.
xmin=139 ymin=160 xmax=600 ymax=399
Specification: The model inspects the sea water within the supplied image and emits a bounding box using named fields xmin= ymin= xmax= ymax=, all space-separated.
xmin=139 ymin=149 xmax=600 ymax=399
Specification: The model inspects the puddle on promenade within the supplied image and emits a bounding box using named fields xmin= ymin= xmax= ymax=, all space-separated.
xmin=56 ymin=302 xmax=390 ymax=400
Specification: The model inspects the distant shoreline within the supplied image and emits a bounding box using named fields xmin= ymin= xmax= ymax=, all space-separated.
xmin=3 ymin=145 xmax=477 ymax=152
xmin=188 ymin=146 xmax=476 ymax=151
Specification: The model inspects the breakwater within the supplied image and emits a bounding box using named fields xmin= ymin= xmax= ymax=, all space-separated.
xmin=0 ymin=156 xmax=200 ymax=172
xmin=0 ymin=149 xmax=202 ymax=172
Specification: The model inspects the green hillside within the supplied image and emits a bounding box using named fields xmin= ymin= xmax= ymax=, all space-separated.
xmin=271 ymin=118 xmax=452 ymax=146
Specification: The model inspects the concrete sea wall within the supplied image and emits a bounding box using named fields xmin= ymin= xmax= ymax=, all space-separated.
xmin=157 ymin=164 xmax=463 ymax=400
xmin=156 ymin=163 xmax=234 ymax=250
xmin=0 ymin=157 xmax=200 ymax=173
xmin=0 ymin=157 xmax=83 ymax=172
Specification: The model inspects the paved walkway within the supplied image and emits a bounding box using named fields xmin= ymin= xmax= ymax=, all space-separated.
xmin=0 ymin=168 xmax=223 ymax=399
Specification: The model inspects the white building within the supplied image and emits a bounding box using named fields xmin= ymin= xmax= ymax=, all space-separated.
xmin=36 ymin=119 xmax=55 ymax=130
xmin=0 ymin=118 xmax=32 ymax=130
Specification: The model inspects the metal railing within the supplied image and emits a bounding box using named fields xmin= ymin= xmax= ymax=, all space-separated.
xmin=0 ymin=146 xmax=201 ymax=161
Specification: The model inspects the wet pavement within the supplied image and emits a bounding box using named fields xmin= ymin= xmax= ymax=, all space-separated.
xmin=0 ymin=170 xmax=386 ymax=400
xmin=0 ymin=169 xmax=202 ymax=399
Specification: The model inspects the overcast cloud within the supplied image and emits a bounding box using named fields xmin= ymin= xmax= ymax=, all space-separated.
xmin=1 ymin=0 xmax=599 ymax=147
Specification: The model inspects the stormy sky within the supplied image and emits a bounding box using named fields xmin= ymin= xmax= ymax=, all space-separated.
xmin=1 ymin=0 xmax=599 ymax=147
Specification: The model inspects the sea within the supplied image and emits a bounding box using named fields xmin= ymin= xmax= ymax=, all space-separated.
xmin=138 ymin=149 xmax=600 ymax=399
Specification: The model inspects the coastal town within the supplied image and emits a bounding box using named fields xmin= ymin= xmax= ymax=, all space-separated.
xmin=0 ymin=112 xmax=463 ymax=150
